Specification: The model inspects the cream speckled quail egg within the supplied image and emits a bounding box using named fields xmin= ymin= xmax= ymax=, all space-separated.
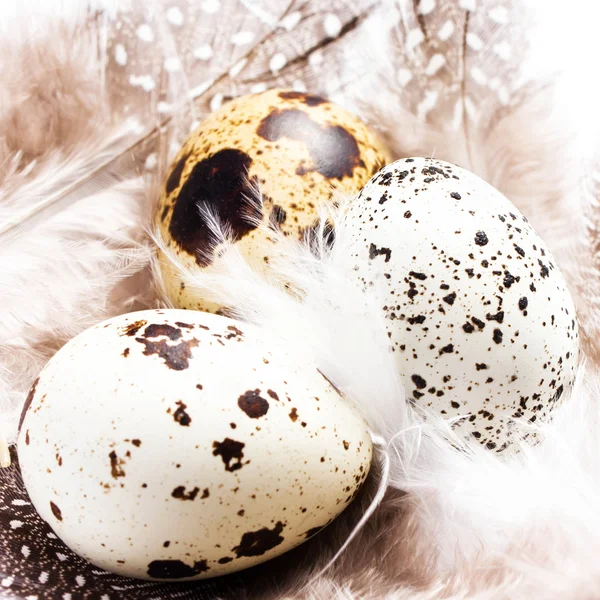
xmin=17 ymin=309 xmax=372 ymax=581
xmin=155 ymin=88 xmax=389 ymax=313
xmin=340 ymin=157 xmax=579 ymax=452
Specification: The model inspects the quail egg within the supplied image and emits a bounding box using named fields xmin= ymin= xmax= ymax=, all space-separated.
xmin=340 ymin=158 xmax=579 ymax=452
xmin=18 ymin=309 xmax=372 ymax=580
xmin=155 ymin=88 xmax=389 ymax=313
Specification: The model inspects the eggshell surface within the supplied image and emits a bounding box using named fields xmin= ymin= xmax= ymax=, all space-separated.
xmin=17 ymin=309 xmax=372 ymax=580
xmin=341 ymin=158 xmax=579 ymax=452
xmin=155 ymin=88 xmax=389 ymax=312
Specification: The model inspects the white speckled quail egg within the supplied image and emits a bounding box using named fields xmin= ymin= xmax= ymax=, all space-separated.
xmin=155 ymin=88 xmax=389 ymax=313
xmin=17 ymin=309 xmax=372 ymax=581
xmin=340 ymin=157 xmax=579 ymax=452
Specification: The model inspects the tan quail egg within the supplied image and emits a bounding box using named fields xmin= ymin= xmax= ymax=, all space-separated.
xmin=17 ymin=309 xmax=372 ymax=580
xmin=339 ymin=157 xmax=579 ymax=452
xmin=155 ymin=88 xmax=390 ymax=313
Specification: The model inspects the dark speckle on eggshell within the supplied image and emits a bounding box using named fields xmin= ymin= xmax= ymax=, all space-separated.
xmin=443 ymin=292 xmax=457 ymax=305
xmin=369 ymin=243 xmax=391 ymax=262
xmin=49 ymin=501 xmax=62 ymax=521
xmin=225 ymin=325 xmax=244 ymax=340
xmin=486 ymin=311 xmax=504 ymax=323
xmin=122 ymin=320 xmax=148 ymax=337
xmin=411 ymin=374 xmax=427 ymax=389
xmin=172 ymin=401 xmax=192 ymax=426
xmin=474 ymin=231 xmax=489 ymax=246
xmin=472 ymin=317 xmax=486 ymax=330
xmin=212 ymin=438 xmax=245 ymax=472
xmin=147 ymin=559 xmax=209 ymax=579
xmin=238 ymin=389 xmax=269 ymax=418
xmin=232 ymin=521 xmax=285 ymax=558
xmin=109 ymin=451 xmax=126 ymax=479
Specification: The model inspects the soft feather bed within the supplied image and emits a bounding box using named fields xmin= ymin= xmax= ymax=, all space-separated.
xmin=1 ymin=0 xmax=600 ymax=598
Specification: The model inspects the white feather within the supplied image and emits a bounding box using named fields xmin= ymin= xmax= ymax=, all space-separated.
xmin=153 ymin=180 xmax=600 ymax=598
xmin=0 ymin=181 xmax=151 ymax=444
xmin=0 ymin=19 xmax=155 ymax=449
xmin=153 ymin=195 xmax=410 ymax=475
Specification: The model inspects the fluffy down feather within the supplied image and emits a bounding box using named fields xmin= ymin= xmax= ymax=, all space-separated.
xmin=153 ymin=183 xmax=600 ymax=599
xmin=0 ymin=20 xmax=154 ymax=447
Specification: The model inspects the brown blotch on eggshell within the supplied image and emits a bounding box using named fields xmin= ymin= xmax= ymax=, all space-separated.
xmin=256 ymin=108 xmax=365 ymax=179
xmin=171 ymin=486 xmax=200 ymax=501
xmin=134 ymin=324 xmax=198 ymax=371
xmin=168 ymin=149 xmax=260 ymax=267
